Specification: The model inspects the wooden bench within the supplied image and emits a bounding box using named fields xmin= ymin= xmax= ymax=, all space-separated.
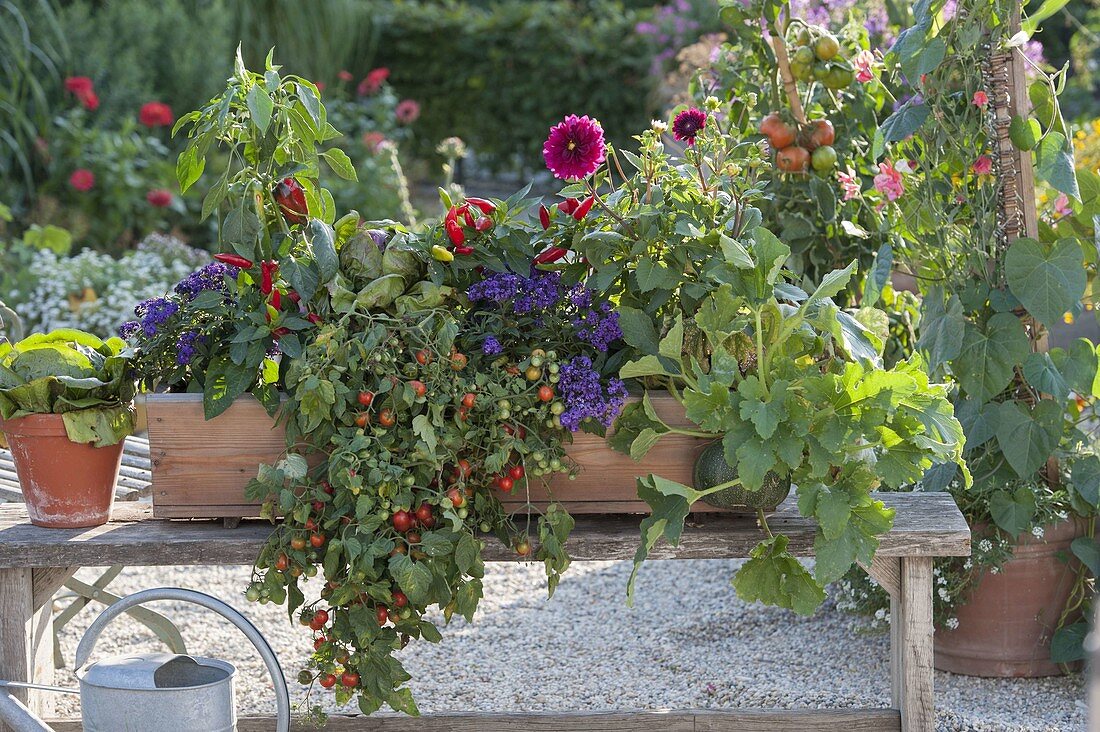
xmin=0 ymin=492 xmax=969 ymax=732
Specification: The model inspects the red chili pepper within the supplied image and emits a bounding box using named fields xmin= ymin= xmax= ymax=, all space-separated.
xmin=454 ymin=245 xmax=475 ymax=256
xmin=573 ymin=195 xmax=595 ymax=220
xmin=287 ymin=291 xmax=301 ymax=304
xmin=213 ymin=253 xmax=253 ymax=269
xmin=462 ymin=206 xmax=476 ymax=228
xmin=445 ymin=219 xmax=466 ymax=247
xmin=465 ymin=197 xmax=496 ymax=214
xmin=274 ymin=178 xmax=308 ymax=225
xmin=260 ymin=260 xmax=279 ymax=295
xmin=533 ymin=247 xmax=568 ymax=264
xmin=475 ymin=216 xmax=493 ymax=232
xmin=538 ymin=204 xmax=550 ymax=230
xmin=559 ymin=198 xmax=579 ymax=215
xmin=444 ymin=206 xmax=459 ymax=227
xmin=270 ymin=290 xmax=282 ymax=310
xmin=272 ymin=327 xmax=291 ymax=339
xmin=307 ymin=313 xmax=322 ymax=325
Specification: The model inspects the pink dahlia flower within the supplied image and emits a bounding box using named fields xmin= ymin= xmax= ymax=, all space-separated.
xmin=69 ymin=169 xmax=95 ymax=191
xmin=146 ymin=189 xmax=173 ymax=207
xmin=672 ymin=107 xmax=707 ymax=145
xmin=395 ymin=99 xmax=421 ymax=124
xmin=542 ymin=114 xmax=606 ymax=180
xmin=972 ymin=90 xmax=989 ymax=107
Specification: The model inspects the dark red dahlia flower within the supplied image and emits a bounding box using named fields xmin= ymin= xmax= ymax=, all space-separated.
xmin=542 ymin=114 xmax=606 ymax=180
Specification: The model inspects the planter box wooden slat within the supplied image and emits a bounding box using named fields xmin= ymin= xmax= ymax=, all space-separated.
xmin=144 ymin=392 xmax=717 ymax=519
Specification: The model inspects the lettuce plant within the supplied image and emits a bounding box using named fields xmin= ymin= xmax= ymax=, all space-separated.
xmin=0 ymin=329 xmax=135 ymax=446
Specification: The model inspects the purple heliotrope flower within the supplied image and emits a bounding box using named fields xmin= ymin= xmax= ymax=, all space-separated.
xmin=557 ymin=356 xmax=627 ymax=431
xmin=482 ymin=335 xmax=503 ymax=356
xmin=118 ymin=320 xmax=141 ymax=340
xmin=174 ymin=262 xmax=232 ymax=300
xmin=543 ymin=114 xmax=606 ymax=180
xmin=175 ymin=331 xmax=203 ymax=365
xmin=134 ymin=297 xmax=179 ymax=337
xmin=672 ymin=108 xmax=707 ymax=145
xmin=572 ymin=301 xmax=622 ymax=352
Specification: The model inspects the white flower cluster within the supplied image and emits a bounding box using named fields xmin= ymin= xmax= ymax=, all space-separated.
xmin=8 ymin=234 xmax=206 ymax=337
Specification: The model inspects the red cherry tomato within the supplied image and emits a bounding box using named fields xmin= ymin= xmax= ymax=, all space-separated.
xmin=447 ymin=488 xmax=465 ymax=508
xmin=462 ymin=392 xmax=476 ymax=409
xmin=415 ymin=503 xmax=433 ymax=523
xmin=392 ymin=510 xmax=414 ymax=533
xmin=509 ymin=465 xmax=525 ymax=481
xmin=355 ymin=412 xmax=370 ymax=428
xmin=290 ymin=536 xmax=307 ymax=551
xmin=319 ymin=673 xmax=337 ymax=689
xmin=275 ymin=553 xmax=289 ymax=571
xmin=357 ymin=391 xmax=374 ymax=406
xmin=310 ymin=533 xmax=326 ymax=548
xmin=415 ymin=349 xmax=432 ymax=365
xmin=376 ymin=606 xmax=389 ymax=626
xmin=456 ymin=458 xmax=473 ymax=479
xmin=378 ymin=408 xmax=396 ymax=427
xmin=538 ymin=385 xmax=554 ymax=402
xmin=409 ymin=380 xmax=427 ymax=398
xmin=496 ymin=476 xmax=514 ymax=492
xmin=341 ymin=671 xmax=360 ymax=688
xmin=313 ymin=636 xmax=327 ymax=651
xmin=392 ymin=591 xmax=408 ymax=608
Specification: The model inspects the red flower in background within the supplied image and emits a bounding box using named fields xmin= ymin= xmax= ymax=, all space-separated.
xmin=64 ymin=76 xmax=93 ymax=95
xmin=338 ymin=70 xmax=353 ymax=82
xmin=362 ymin=131 xmax=387 ymax=152
xmin=139 ymin=101 xmax=174 ymax=127
xmin=64 ymin=76 xmax=99 ymax=111
xmin=395 ymin=99 xmax=420 ymax=124
xmin=357 ymin=67 xmax=390 ymax=96
xmin=315 ymin=82 xmax=326 ymax=93
xmin=146 ymin=189 xmax=173 ymax=207
xmin=69 ymin=169 xmax=95 ymax=191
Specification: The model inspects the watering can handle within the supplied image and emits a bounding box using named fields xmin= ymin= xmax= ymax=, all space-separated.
xmin=73 ymin=587 xmax=290 ymax=732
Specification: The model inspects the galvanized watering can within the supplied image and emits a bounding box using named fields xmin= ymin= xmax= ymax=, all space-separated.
xmin=0 ymin=588 xmax=290 ymax=732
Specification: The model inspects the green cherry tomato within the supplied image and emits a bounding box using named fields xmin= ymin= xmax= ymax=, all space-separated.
xmin=824 ymin=65 xmax=854 ymax=89
xmin=813 ymin=34 xmax=840 ymax=61
xmin=790 ymin=60 xmax=813 ymax=82
xmin=813 ymin=62 xmax=830 ymax=82
xmin=811 ymin=145 xmax=838 ymax=172
xmin=793 ymin=46 xmax=815 ymax=66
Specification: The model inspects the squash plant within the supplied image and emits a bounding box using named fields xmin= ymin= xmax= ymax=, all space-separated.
xmin=612 ymin=226 xmax=970 ymax=611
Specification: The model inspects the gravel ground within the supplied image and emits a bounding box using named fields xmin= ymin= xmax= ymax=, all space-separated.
xmin=51 ymin=559 xmax=1085 ymax=731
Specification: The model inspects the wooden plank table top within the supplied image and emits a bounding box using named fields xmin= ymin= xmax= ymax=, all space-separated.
xmin=0 ymin=492 xmax=969 ymax=568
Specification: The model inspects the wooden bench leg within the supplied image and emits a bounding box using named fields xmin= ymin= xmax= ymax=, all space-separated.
xmin=896 ymin=557 xmax=934 ymax=732
xmin=0 ymin=567 xmax=71 ymax=732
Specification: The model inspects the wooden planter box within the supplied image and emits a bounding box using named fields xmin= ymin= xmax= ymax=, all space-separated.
xmin=144 ymin=392 xmax=714 ymax=519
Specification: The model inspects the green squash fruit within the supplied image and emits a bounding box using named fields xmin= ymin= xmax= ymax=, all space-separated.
xmin=693 ymin=441 xmax=793 ymax=510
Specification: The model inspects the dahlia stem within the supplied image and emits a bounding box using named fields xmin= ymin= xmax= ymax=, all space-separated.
xmin=584 ymin=179 xmax=636 ymax=238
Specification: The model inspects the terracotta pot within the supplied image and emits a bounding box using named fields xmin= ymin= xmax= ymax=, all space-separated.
xmin=934 ymin=518 xmax=1085 ymax=677
xmin=1 ymin=413 xmax=123 ymax=528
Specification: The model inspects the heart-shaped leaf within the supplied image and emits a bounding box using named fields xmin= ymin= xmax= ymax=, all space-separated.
xmin=1005 ymin=237 xmax=1086 ymax=329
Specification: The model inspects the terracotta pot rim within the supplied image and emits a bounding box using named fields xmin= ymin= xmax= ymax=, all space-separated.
xmin=0 ymin=413 xmax=68 ymax=438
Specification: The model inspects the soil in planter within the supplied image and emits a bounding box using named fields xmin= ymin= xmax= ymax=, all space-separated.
xmin=1 ymin=413 xmax=123 ymax=528
xmin=934 ymin=519 xmax=1085 ymax=677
